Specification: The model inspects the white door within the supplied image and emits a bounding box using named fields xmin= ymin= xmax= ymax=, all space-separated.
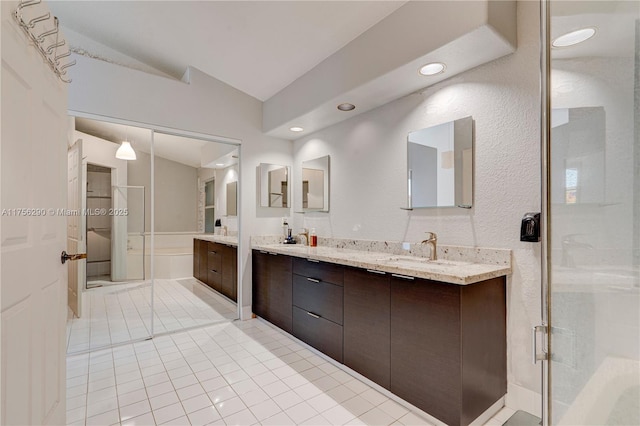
xmin=67 ymin=139 xmax=85 ymax=317
xmin=1 ymin=1 xmax=69 ymax=425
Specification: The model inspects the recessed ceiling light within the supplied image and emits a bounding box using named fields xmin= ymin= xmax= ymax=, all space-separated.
xmin=216 ymin=163 xmax=224 ymax=167
xmin=289 ymin=126 xmax=304 ymax=132
xmin=337 ymin=103 xmax=356 ymax=111
xmin=419 ymin=62 xmax=446 ymax=76
xmin=552 ymin=27 xmax=596 ymax=48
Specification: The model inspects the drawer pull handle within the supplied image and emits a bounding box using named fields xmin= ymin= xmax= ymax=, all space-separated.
xmin=210 ymin=251 xmax=217 ymax=255
xmin=307 ymin=258 xmax=320 ymax=263
xmin=391 ymin=273 xmax=415 ymax=280
xmin=307 ymin=278 xmax=321 ymax=283
xmin=306 ymin=312 xmax=321 ymax=319
xmin=366 ymin=269 xmax=386 ymax=275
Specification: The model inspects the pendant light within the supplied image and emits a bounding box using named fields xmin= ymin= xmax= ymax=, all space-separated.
xmin=116 ymin=126 xmax=136 ymax=160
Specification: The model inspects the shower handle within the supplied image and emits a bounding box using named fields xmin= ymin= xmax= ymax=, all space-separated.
xmin=61 ymin=251 xmax=87 ymax=264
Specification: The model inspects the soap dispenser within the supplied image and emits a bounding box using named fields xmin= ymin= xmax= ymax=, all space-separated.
xmin=309 ymin=228 xmax=317 ymax=247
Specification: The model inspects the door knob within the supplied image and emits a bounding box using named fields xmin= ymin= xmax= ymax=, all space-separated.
xmin=61 ymin=251 xmax=87 ymax=264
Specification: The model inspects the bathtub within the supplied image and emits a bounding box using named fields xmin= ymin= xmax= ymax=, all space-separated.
xmin=126 ymin=232 xmax=196 ymax=280
xmin=558 ymin=357 xmax=640 ymax=424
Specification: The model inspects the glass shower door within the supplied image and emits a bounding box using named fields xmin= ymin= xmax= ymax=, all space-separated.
xmin=114 ymin=185 xmax=146 ymax=282
xmin=547 ymin=1 xmax=640 ymax=424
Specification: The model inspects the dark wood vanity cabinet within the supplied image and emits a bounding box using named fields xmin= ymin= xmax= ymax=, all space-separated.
xmin=343 ymin=267 xmax=391 ymax=389
xmin=292 ymin=258 xmax=344 ymax=362
xmin=390 ymin=275 xmax=506 ymax=426
xmin=221 ymin=244 xmax=237 ymax=301
xmin=193 ymin=239 xmax=237 ymax=302
xmin=193 ymin=238 xmax=200 ymax=281
xmin=252 ymin=251 xmax=506 ymax=426
xmin=252 ymin=250 xmax=293 ymax=333
xmin=198 ymin=239 xmax=208 ymax=282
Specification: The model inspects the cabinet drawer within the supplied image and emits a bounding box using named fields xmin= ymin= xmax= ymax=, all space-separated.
xmin=207 ymin=269 xmax=222 ymax=290
xmin=293 ymin=257 xmax=344 ymax=286
xmin=208 ymin=252 xmax=221 ymax=273
xmin=293 ymin=306 xmax=343 ymax=362
xmin=293 ymin=274 xmax=343 ymax=325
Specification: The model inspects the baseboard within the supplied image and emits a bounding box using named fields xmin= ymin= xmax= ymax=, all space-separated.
xmin=505 ymin=383 xmax=542 ymax=418
xmin=469 ymin=397 xmax=505 ymax=426
xmin=240 ymin=305 xmax=253 ymax=320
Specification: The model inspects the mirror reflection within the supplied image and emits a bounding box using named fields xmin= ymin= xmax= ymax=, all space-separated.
xmin=226 ymin=181 xmax=238 ymax=216
xmin=258 ymin=163 xmax=289 ymax=208
xmin=407 ymin=116 xmax=473 ymax=208
xmin=551 ymin=107 xmax=605 ymax=205
xmin=302 ymin=155 xmax=330 ymax=212
xmin=66 ymin=117 xmax=239 ymax=354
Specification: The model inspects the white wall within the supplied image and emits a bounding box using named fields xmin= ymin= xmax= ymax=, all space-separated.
xmin=68 ymin=58 xmax=293 ymax=314
xmin=291 ymin=0 xmax=542 ymax=411
xmin=127 ymin=151 xmax=199 ymax=232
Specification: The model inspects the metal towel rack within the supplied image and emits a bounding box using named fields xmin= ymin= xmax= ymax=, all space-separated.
xmin=13 ymin=0 xmax=76 ymax=83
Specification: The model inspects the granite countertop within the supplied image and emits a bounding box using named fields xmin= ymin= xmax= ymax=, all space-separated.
xmin=251 ymin=242 xmax=511 ymax=285
xmin=195 ymin=235 xmax=238 ymax=246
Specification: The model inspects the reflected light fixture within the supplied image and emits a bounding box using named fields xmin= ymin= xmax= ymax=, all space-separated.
xmin=552 ymin=27 xmax=596 ymax=48
xmin=115 ymin=141 xmax=136 ymax=160
xmin=419 ymin=62 xmax=446 ymax=76
xmin=337 ymin=103 xmax=355 ymax=111
xmin=290 ymin=126 xmax=304 ymax=132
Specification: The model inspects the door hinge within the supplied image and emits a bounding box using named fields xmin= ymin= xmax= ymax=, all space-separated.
xmin=532 ymin=324 xmax=548 ymax=364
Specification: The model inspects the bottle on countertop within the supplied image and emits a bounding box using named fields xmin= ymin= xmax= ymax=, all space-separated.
xmin=309 ymin=228 xmax=317 ymax=247
xmin=282 ymin=219 xmax=289 ymax=239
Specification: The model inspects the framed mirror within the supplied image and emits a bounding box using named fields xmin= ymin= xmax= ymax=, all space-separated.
xmin=226 ymin=181 xmax=237 ymax=216
xmin=407 ymin=116 xmax=473 ymax=209
xmin=258 ymin=163 xmax=289 ymax=208
xmin=302 ymin=155 xmax=330 ymax=212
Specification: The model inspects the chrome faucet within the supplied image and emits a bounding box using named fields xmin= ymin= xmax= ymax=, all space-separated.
xmin=421 ymin=232 xmax=438 ymax=261
xmin=298 ymin=228 xmax=309 ymax=246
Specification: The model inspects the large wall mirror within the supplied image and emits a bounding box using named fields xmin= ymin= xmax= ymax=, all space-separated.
xmin=258 ymin=163 xmax=289 ymax=208
xmin=302 ymin=155 xmax=330 ymax=212
xmin=66 ymin=116 xmax=240 ymax=354
xmin=407 ymin=116 xmax=473 ymax=209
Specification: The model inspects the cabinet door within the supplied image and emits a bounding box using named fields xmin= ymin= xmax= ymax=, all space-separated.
xmin=252 ymin=250 xmax=270 ymax=319
xmin=390 ymin=276 xmax=462 ymax=426
xmin=344 ymin=268 xmax=390 ymax=389
xmin=268 ymin=254 xmax=293 ymax=333
xmin=221 ymin=245 xmax=237 ymax=302
xmin=193 ymin=239 xmax=200 ymax=280
xmin=198 ymin=240 xmax=208 ymax=283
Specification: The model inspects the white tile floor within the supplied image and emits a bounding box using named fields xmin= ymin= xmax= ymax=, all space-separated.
xmin=66 ymin=318 xmax=513 ymax=426
xmin=67 ymin=278 xmax=237 ymax=353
